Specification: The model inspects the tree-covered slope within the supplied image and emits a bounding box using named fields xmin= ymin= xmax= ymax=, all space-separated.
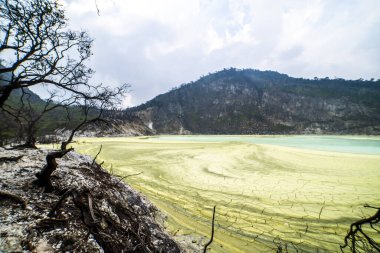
xmin=129 ymin=68 xmax=380 ymax=134
xmin=0 ymin=87 xmax=152 ymax=144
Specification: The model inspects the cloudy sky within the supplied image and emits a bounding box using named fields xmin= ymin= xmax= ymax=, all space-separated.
xmin=61 ymin=0 xmax=380 ymax=106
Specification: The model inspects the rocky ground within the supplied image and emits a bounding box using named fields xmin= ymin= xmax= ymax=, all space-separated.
xmin=0 ymin=147 xmax=187 ymax=252
xmin=75 ymin=119 xmax=155 ymax=137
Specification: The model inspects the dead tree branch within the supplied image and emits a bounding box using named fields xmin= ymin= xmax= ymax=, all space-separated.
xmin=203 ymin=205 xmax=216 ymax=253
xmin=341 ymin=206 xmax=380 ymax=252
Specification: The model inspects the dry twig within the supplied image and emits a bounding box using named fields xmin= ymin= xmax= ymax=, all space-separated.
xmin=92 ymin=145 xmax=103 ymax=166
xmin=203 ymin=205 xmax=216 ymax=253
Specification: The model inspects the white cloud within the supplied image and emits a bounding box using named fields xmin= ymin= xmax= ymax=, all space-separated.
xmin=60 ymin=0 xmax=380 ymax=106
xmin=122 ymin=93 xmax=133 ymax=108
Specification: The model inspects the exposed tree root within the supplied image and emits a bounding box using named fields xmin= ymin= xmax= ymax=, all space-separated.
xmin=0 ymin=155 xmax=23 ymax=163
xmin=48 ymin=188 xmax=76 ymax=217
xmin=0 ymin=190 xmax=27 ymax=208
xmin=48 ymin=185 xmax=181 ymax=253
xmin=43 ymin=156 xmax=180 ymax=253
xmin=35 ymin=218 xmax=69 ymax=230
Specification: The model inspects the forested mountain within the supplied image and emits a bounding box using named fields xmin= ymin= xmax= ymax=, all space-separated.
xmin=2 ymin=68 xmax=380 ymax=140
xmin=129 ymin=68 xmax=380 ymax=134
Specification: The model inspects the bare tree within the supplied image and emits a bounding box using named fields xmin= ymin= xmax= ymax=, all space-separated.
xmin=0 ymin=0 xmax=96 ymax=107
xmin=0 ymin=0 xmax=130 ymax=189
xmin=0 ymin=0 xmax=130 ymax=143
xmin=2 ymin=88 xmax=74 ymax=148
xmin=35 ymin=84 xmax=128 ymax=191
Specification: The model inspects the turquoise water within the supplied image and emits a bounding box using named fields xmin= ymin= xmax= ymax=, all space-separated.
xmin=156 ymin=135 xmax=380 ymax=155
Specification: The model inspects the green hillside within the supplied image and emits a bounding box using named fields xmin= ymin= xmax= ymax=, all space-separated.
xmin=129 ymin=68 xmax=380 ymax=134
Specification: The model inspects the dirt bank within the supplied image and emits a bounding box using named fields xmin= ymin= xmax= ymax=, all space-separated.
xmin=0 ymin=147 xmax=182 ymax=252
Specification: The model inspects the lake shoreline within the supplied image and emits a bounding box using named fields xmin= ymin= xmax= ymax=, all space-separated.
xmin=71 ymin=135 xmax=380 ymax=252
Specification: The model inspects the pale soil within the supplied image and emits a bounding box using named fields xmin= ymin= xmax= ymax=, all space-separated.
xmin=71 ymin=136 xmax=380 ymax=252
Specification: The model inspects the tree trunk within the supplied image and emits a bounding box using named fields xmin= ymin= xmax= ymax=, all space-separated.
xmin=35 ymin=148 xmax=72 ymax=191
xmin=23 ymin=124 xmax=37 ymax=149
xmin=61 ymin=141 xmax=69 ymax=151
xmin=23 ymin=136 xmax=37 ymax=149
xmin=0 ymin=85 xmax=14 ymax=108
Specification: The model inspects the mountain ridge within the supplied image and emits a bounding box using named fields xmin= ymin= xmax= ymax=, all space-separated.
xmin=127 ymin=68 xmax=380 ymax=135
xmin=2 ymin=68 xmax=380 ymax=141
